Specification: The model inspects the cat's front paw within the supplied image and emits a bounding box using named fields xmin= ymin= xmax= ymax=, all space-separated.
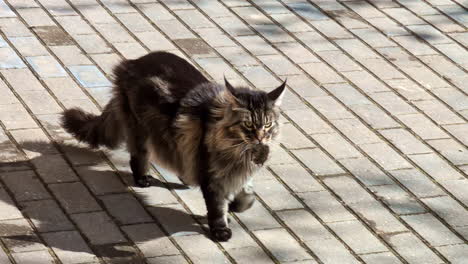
xmin=135 ymin=175 xmax=152 ymax=187
xmin=211 ymin=226 xmax=232 ymax=242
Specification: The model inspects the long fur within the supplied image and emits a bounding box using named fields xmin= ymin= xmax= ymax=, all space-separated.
xmin=62 ymin=51 xmax=285 ymax=241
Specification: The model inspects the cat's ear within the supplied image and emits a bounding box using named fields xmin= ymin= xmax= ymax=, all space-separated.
xmin=224 ymin=77 xmax=237 ymax=97
xmin=268 ymin=79 xmax=287 ymax=107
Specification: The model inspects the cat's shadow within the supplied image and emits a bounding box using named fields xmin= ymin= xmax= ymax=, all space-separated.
xmin=0 ymin=140 xmax=206 ymax=262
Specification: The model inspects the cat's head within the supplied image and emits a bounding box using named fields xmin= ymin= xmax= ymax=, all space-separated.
xmin=223 ymin=78 xmax=286 ymax=145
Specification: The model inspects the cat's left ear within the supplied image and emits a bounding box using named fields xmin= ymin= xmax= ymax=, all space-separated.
xmin=268 ymin=79 xmax=287 ymax=107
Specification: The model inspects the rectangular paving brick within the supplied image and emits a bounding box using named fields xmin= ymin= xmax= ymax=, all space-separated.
xmin=385 ymin=232 xmax=443 ymax=264
xmin=443 ymin=123 xmax=468 ymax=146
xmin=306 ymin=96 xmax=354 ymax=120
xmin=43 ymin=230 xmax=97 ymax=264
xmin=71 ymin=211 xmax=127 ymax=245
xmin=0 ymin=186 xmax=23 ymax=220
xmin=312 ymin=133 xmax=362 ymax=160
xmin=21 ymin=199 xmax=73 ymax=232
xmin=148 ymin=204 xmax=203 ymax=236
xmin=437 ymin=244 xmax=468 ymax=264
xmin=422 ymin=196 xmax=468 ymax=227
xmin=293 ymin=148 xmax=345 ymax=176
xmin=0 ymin=218 xmax=47 ymax=253
xmin=398 ymin=113 xmax=450 ymax=140
xmin=360 ymin=142 xmax=412 ymax=171
xmin=349 ymin=104 xmax=400 ymax=129
xmin=100 ymin=193 xmax=153 ymax=225
xmin=49 ymin=182 xmax=101 ymax=214
xmin=390 ymin=168 xmax=446 ymax=198
xmin=402 ymin=213 xmax=463 ymax=247
xmin=228 ymin=246 xmax=275 ymax=264
xmin=277 ymin=209 xmax=358 ymax=264
xmin=299 ymin=191 xmax=356 ymax=223
xmin=324 ymin=83 xmax=372 ymax=106
xmin=380 ymin=128 xmax=433 ymax=155
xmin=340 ymin=157 xmax=394 ymax=186
xmin=301 ymin=63 xmax=346 ymax=85
xmin=285 ymin=109 xmax=334 ymax=135
xmin=12 ymin=250 xmax=54 ymax=263
xmin=0 ymin=170 xmax=50 ymax=202
xmin=409 ymin=153 xmax=464 ymax=181
xmin=328 ymin=219 xmax=388 ymax=254
xmin=254 ymin=178 xmax=303 ymax=210
xmin=369 ymin=184 xmax=426 ymax=215
xmin=270 ymin=164 xmax=324 ymax=193
xmin=175 ymin=234 xmax=229 ymax=264
xmin=122 ymin=223 xmax=179 ymax=258
xmin=254 ymin=228 xmax=313 ymax=262
xmin=331 ymin=118 xmax=381 ymax=145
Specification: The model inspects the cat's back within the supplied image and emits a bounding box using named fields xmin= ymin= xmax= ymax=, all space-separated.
xmin=114 ymin=51 xmax=209 ymax=101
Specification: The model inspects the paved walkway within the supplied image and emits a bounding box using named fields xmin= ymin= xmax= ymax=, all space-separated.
xmin=0 ymin=0 xmax=467 ymax=263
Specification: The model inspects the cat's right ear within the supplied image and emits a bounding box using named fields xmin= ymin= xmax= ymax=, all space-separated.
xmin=224 ymin=77 xmax=237 ymax=97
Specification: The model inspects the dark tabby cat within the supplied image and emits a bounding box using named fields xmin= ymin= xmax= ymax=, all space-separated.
xmin=62 ymin=51 xmax=286 ymax=241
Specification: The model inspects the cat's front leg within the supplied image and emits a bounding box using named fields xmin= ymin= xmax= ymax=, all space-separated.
xmin=201 ymin=182 xmax=231 ymax=241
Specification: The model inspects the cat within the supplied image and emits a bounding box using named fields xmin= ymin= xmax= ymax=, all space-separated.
xmin=61 ymin=51 xmax=286 ymax=241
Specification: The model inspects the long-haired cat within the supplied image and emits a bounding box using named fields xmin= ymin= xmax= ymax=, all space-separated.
xmin=62 ymin=51 xmax=286 ymax=241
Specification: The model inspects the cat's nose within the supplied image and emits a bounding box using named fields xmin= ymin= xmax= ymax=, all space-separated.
xmin=255 ymin=131 xmax=265 ymax=143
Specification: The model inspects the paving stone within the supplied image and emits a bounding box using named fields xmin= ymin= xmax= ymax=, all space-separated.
xmin=16 ymin=90 xmax=62 ymax=115
xmin=12 ymin=250 xmax=54 ymax=264
xmin=385 ymin=78 xmax=434 ymax=101
xmin=258 ymin=54 xmax=302 ymax=76
xmin=427 ymin=138 xmax=468 ymax=166
xmin=384 ymin=232 xmax=443 ymax=264
xmin=380 ymin=128 xmax=432 ymax=155
xmin=392 ymin=35 xmax=437 ymax=56
xmin=73 ymin=34 xmax=112 ymax=54
xmin=444 ymin=123 xmax=468 ymax=146
xmin=351 ymin=27 xmax=397 ymax=48
xmin=328 ymin=219 xmax=388 ymax=254
xmin=369 ymin=184 xmax=426 ymax=215
xmin=114 ymin=42 xmax=148 ymax=60
xmin=306 ymin=96 xmax=355 ymax=120
xmin=422 ymin=196 xmax=468 ymax=227
xmin=342 ymin=70 xmax=389 ymax=93
xmin=271 ymin=13 xmax=311 ymax=33
xmin=71 ymin=211 xmax=127 ymax=245
xmin=148 ymin=204 xmax=204 ymax=236
xmin=439 ymin=179 xmax=468 ymax=207
xmin=254 ymin=178 xmax=303 ymax=210
xmin=175 ymin=234 xmax=229 ymax=264
xmin=121 ymin=223 xmax=179 ymax=258
xmin=147 ymin=255 xmax=188 ymax=264
xmin=296 ymin=31 xmax=338 ymax=52
xmin=68 ymin=65 xmax=111 ymax=88
xmin=0 ymin=186 xmax=23 ymax=220
xmin=398 ymin=113 xmax=449 ymax=140
xmin=0 ymin=104 xmax=37 ymax=130
xmin=350 ymin=104 xmax=400 ymax=129
xmin=284 ymin=109 xmax=334 ymax=135
xmin=389 ymin=168 xmax=446 ymax=198
xmin=0 ymin=170 xmax=50 ymax=202
xmin=43 ymin=230 xmax=97 ymax=264
xmin=270 ymin=163 xmax=324 ymax=193
xmin=100 ymin=193 xmax=152 ymax=225
xmin=370 ymin=92 xmax=418 ymax=115
xmin=360 ymin=142 xmax=412 ymax=171
xmin=409 ymin=153 xmax=464 ymax=181
xmin=301 ymin=63 xmax=346 ymax=84
xmin=286 ymin=1 xmax=328 ymax=21
xmin=221 ymin=218 xmax=257 ymax=250
xmin=50 ymin=45 xmax=92 ymax=66
xmin=413 ymin=100 xmax=464 ymax=125
xmin=254 ymin=228 xmax=313 ymax=262
xmin=312 ymin=133 xmax=362 ymax=160
xmin=293 ymin=148 xmax=345 ymax=176
xmin=77 ymin=164 xmax=126 ymax=195
xmin=228 ymin=246 xmax=274 ymax=264
xmin=325 ymin=176 xmax=407 ymax=233
xmin=436 ymin=244 xmax=468 ymax=264
xmin=21 ymin=199 xmax=73 ymax=232
xmin=0 ymin=218 xmax=47 ymax=252
xmin=299 ymin=191 xmax=356 ymax=223
xmin=327 ymin=84 xmax=372 ymax=108
xmin=331 ymin=118 xmax=381 ymax=146
xmin=49 ymin=182 xmax=101 ymax=214
xmin=402 ymin=213 xmax=463 ymax=247
xmin=340 ymin=157 xmax=394 ymax=186
xmin=359 ymin=252 xmax=402 ymax=264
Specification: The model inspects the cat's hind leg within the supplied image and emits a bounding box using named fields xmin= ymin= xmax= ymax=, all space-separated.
xmin=128 ymin=131 xmax=152 ymax=187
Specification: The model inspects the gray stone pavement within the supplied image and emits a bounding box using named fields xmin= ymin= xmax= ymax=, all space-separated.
xmin=0 ymin=0 xmax=467 ymax=263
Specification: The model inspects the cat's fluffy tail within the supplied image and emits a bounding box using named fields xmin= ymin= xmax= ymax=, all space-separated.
xmin=61 ymin=101 xmax=123 ymax=149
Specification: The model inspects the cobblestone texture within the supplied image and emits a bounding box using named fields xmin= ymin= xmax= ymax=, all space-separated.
xmin=0 ymin=0 xmax=466 ymax=263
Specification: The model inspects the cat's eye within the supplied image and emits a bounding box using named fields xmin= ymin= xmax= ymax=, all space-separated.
xmin=264 ymin=121 xmax=273 ymax=128
xmin=244 ymin=121 xmax=253 ymax=129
